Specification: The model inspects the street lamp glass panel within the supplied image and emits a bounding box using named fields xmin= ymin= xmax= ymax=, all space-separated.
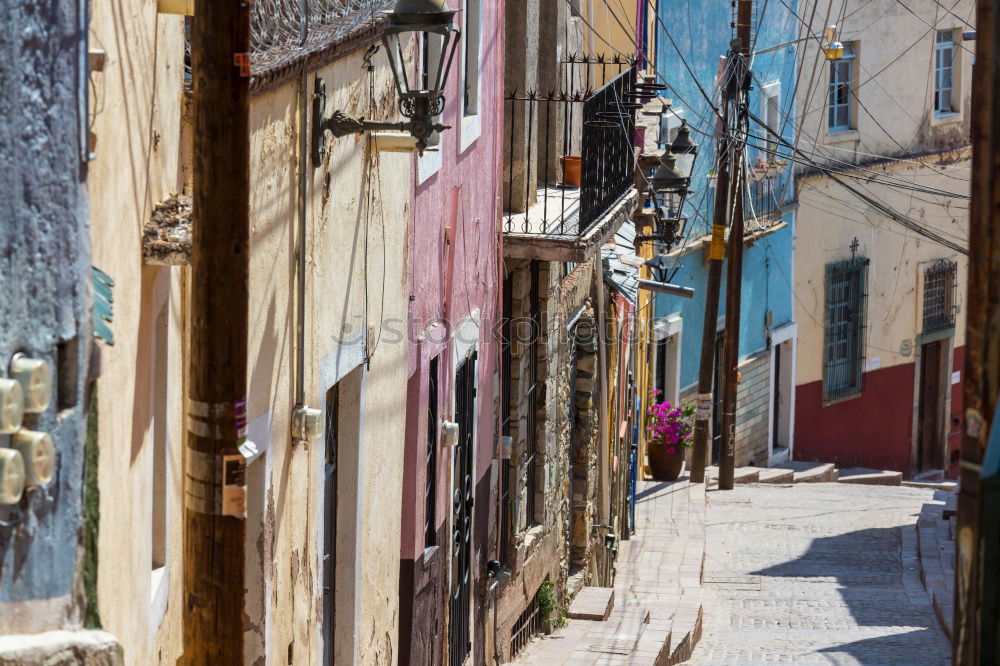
xmin=381 ymin=21 xmax=460 ymax=118
xmin=674 ymin=152 xmax=695 ymax=180
xmin=670 ymin=121 xmax=698 ymax=179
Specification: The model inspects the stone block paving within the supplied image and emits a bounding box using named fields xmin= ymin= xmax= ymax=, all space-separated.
xmin=511 ymin=477 xmax=706 ymax=665
xmin=916 ymin=489 xmax=956 ymax=637
xmin=687 ymin=483 xmax=951 ymax=665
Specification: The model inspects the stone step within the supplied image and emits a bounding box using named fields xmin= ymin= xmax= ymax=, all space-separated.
xmin=705 ymin=466 xmax=760 ymax=485
xmin=837 ymin=467 xmax=903 ymax=486
xmin=776 ymin=460 xmax=839 ymax=483
xmin=757 ymin=467 xmax=795 ymax=484
xmin=902 ymin=479 xmax=958 ymax=491
xmin=568 ymin=586 xmax=615 ymax=621
xmin=914 ymin=468 xmax=945 ymax=482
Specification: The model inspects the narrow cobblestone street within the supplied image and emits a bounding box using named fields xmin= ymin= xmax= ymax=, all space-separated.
xmin=688 ymin=483 xmax=951 ymax=665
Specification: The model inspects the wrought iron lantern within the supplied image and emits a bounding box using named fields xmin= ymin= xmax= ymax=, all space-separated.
xmin=311 ymin=0 xmax=461 ymax=165
xmin=649 ymin=152 xmax=688 ymax=194
xmin=669 ymin=120 xmax=699 ymax=181
xmin=381 ymin=0 xmax=461 ymax=135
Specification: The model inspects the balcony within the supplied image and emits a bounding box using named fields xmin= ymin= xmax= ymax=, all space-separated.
xmin=503 ymin=67 xmax=640 ymax=262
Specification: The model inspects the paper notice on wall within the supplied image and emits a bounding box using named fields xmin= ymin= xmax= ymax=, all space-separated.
xmin=952 ymin=371 xmax=961 ymax=385
xmin=866 ymin=357 xmax=881 ymax=372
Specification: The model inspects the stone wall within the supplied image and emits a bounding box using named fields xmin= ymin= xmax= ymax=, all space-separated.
xmin=734 ymin=353 xmax=771 ymax=467
xmin=0 ymin=0 xmax=94 ymax=636
xmin=496 ymin=258 xmax=605 ymax=661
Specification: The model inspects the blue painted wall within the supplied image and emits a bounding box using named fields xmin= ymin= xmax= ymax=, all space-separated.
xmin=0 ymin=0 xmax=91 ymax=629
xmin=652 ymin=0 xmax=798 ymax=391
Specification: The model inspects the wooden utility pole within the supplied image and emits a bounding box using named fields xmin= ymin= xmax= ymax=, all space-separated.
xmin=184 ymin=0 xmax=250 ymax=662
xmin=689 ymin=59 xmax=735 ymax=485
xmin=954 ymin=0 xmax=999 ymax=661
xmin=718 ymin=0 xmax=752 ymax=491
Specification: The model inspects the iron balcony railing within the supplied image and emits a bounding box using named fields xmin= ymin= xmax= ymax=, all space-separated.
xmin=503 ymin=65 xmax=638 ymax=237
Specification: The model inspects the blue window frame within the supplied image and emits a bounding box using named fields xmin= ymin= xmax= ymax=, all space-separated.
xmin=828 ymin=44 xmax=855 ymax=131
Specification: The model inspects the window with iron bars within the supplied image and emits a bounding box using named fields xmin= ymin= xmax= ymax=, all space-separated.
xmin=509 ymin=588 xmax=541 ymax=658
xmin=823 ymin=257 xmax=869 ymax=401
xmin=524 ymin=262 xmax=541 ymax=526
xmin=923 ymin=259 xmax=958 ymax=335
xmin=499 ymin=275 xmax=513 ymax=566
xmin=424 ymin=356 xmax=439 ymax=548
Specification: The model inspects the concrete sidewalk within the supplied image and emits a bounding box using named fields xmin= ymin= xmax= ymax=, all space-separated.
xmin=511 ymin=477 xmax=706 ymax=665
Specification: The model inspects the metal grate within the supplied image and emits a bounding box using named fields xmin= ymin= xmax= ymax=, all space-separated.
xmin=509 ymin=591 xmax=541 ymax=658
xmin=424 ymin=357 xmax=438 ymax=548
xmin=923 ymin=259 xmax=958 ymax=334
xmin=499 ymin=275 xmax=513 ymax=565
xmin=823 ymin=257 xmax=869 ymax=401
xmin=747 ymin=175 xmax=779 ymax=230
xmin=524 ymin=262 xmax=541 ymax=525
xmin=503 ymin=61 xmax=637 ymax=237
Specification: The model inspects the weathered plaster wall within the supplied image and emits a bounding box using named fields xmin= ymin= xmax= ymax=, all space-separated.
xmin=794 ymin=157 xmax=970 ymax=474
xmin=795 ymin=159 xmax=970 ymax=387
xmin=796 ymin=0 xmax=975 ymax=163
xmin=246 ymin=44 xmax=411 ymax=665
xmin=400 ymin=0 xmax=505 ymax=662
xmin=86 ymin=3 xmax=186 ymax=663
xmin=0 ymin=0 xmax=91 ymax=635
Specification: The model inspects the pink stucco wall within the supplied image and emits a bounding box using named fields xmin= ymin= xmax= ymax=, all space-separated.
xmin=400 ymin=0 xmax=504 ymax=564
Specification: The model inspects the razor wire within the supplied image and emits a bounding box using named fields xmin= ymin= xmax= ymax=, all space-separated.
xmin=249 ymin=0 xmax=394 ymax=81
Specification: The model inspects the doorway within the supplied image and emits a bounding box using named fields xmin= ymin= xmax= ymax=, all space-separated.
xmin=768 ymin=325 xmax=796 ymax=465
xmin=450 ymin=352 xmax=477 ymax=666
xmin=917 ymin=340 xmax=945 ymax=472
xmin=322 ymin=385 xmax=338 ymax=666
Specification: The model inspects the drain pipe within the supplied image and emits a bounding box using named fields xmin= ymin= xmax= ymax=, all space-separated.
xmin=295 ymin=61 xmax=307 ymax=409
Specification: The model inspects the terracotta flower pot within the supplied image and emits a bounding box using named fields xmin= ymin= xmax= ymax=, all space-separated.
xmin=647 ymin=441 xmax=686 ymax=481
xmin=560 ymin=155 xmax=582 ymax=188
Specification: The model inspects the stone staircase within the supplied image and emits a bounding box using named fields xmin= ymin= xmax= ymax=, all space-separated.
xmin=510 ymin=478 xmax=706 ymax=665
xmin=916 ymin=489 xmax=957 ymax=637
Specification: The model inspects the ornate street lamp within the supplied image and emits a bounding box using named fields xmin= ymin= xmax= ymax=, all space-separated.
xmin=638 ymin=152 xmax=690 ymax=249
xmin=311 ymin=0 xmax=462 ymax=164
xmin=669 ymin=120 xmax=699 ymax=182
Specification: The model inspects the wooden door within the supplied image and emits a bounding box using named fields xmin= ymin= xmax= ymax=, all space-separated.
xmin=918 ymin=340 xmax=943 ymax=472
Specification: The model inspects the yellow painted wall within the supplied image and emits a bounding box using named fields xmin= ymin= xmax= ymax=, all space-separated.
xmin=87 ymin=4 xmax=187 ymax=665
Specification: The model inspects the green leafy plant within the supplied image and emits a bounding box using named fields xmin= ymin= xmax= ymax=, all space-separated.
xmin=552 ymin=608 xmax=569 ymax=629
xmin=537 ymin=580 xmax=556 ymax=621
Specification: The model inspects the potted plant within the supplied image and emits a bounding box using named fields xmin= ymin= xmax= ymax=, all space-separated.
xmin=560 ymin=155 xmax=582 ymax=188
xmin=645 ymin=389 xmax=695 ymax=481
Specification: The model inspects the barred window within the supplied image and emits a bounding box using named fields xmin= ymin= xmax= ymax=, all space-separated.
xmin=923 ymin=259 xmax=958 ymax=334
xmin=823 ymin=257 xmax=869 ymax=401
xmin=424 ymin=356 xmax=439 ymax=548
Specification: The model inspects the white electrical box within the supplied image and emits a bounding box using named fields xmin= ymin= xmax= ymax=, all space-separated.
xmin=500 ymin=435 xmax=513 ymax=460
xmin=291 ymin=405 xmax=323 ymax=441
xmin=13 ymin=430 xmax=55 ymax=488
xmin=0 ymin=448 xmax=25 ymax=505
xmin=441 ymin=421 xmax=459 ymax=448
xmin=0 ymin=378 xmax=24 ymax=434
xmin=11 ymin=355 xmax=52 ymax=413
